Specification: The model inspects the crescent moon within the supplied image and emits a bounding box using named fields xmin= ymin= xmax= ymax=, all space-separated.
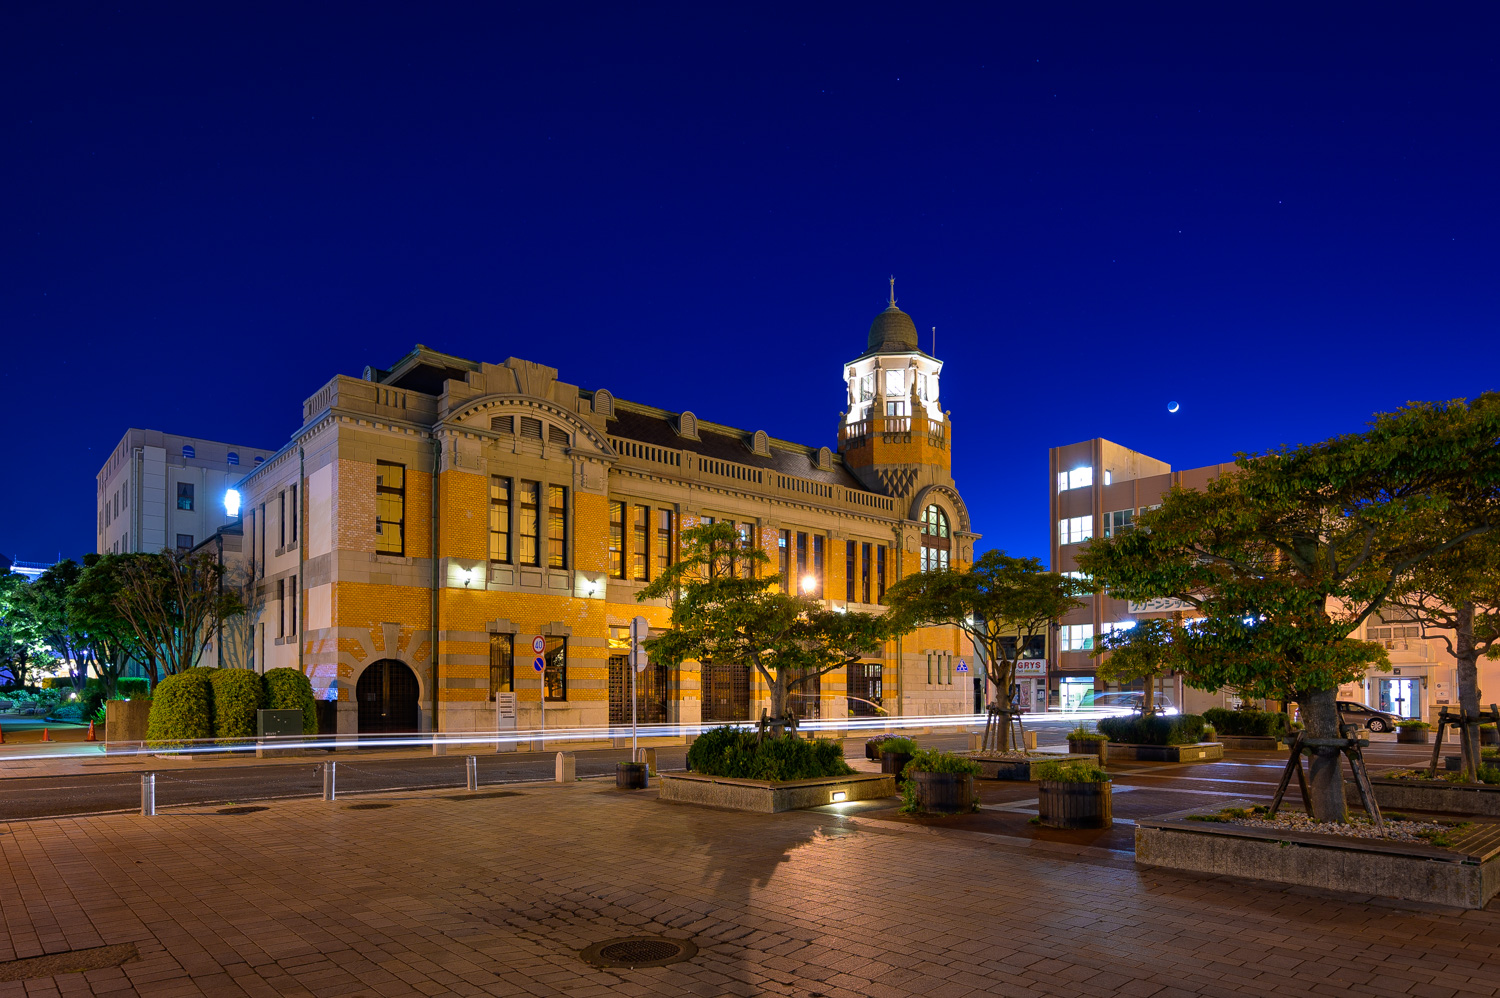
xmin=1168 ymin=401 xmax=1180 ymax=413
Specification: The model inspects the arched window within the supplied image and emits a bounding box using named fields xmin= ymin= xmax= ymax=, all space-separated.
xmin=920 ymin=503 xmax=950 ymax=572
xmin=227 ymin=452 xmax=240 ymax=466
xmin=254 ymin=456 xmax=265 ymax=465
xmin=182 ymin=445 xmax=196 ymax=459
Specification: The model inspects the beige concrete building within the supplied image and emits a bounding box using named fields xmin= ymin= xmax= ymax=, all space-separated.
xmin=1048 ymin=437 xmax=1496 ymax=720
xmin=235 ymin=294 xmax=979 ymax=736
xmin=95 ymin=429 xmax=275 ymax=556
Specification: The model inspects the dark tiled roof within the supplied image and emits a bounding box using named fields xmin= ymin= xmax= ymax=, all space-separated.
xmin=606 ymin=405 xmax=867 ymax=490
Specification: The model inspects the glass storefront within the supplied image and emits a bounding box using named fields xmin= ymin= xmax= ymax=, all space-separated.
xmin=1059 ymin=676 xmax=1094 ymax=711
xmin=1378 ymin=678 xmax=1420 ymax=719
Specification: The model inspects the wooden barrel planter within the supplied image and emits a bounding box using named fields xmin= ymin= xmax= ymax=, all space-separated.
xmin=1038 ymin=781 xmax=1112 ymax=829
xmin=881 ymin=751 xmax=914 ymax=776
xmin=1396 ymin=727 xmax=1430 ymax=744
xmin=911 ymin=772 xmax=973 ymax=813
xmin=1482 ymin=728 xmax=1499 ymax=747
xmin=616 ymin=762 xmax=648 ymax=789
xmin=1067 ymin=738 xmax=1107 ymax=763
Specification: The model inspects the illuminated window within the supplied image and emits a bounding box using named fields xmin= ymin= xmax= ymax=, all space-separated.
xmin=1057 ymin=467 xmax=1093 ymax=492
xmin=489 ymin=476 xmax=511 ymax=565
xmin=778 ymin=529 xmax=790 ymax=589
xmin=375 ymin=462 xmax=405 ymax=555
xmin=846 ymin=541 xmax=856 ymax=602
xmin=1059 ymin=624 xmax=1094 ymax=652
xmin=518 ymin=480 xmax=540 ymax=566
xmin=547 ymin=485 xmax=567 ymax=569
xmin=812 ymin=535 xmax=824 ymax=597
xmin=861 ymin=542 xmax=872 ymax=604
xmin=921 ymin=504 xmax=951 ymax=572
xmin=657 ymin=509 xmax=674 ymax=574
xmin=860 ymin=373 xmax=874 ymax=401
xmin=737 ymin=523 xmax=753 ymax=578
xmin=543 ymin=636 xmax=567 ymax=701
xmin=489 ymin=633 xmax=514 ymax=699
xmin=1058 ymin=516 xmax=1093 ymax=546
xmin=609 ymin=501 xmax=625 ymax=579
xmin=633 ymin=505 xmax=649 ymax=581
xmin=177 ymin=482 xmax=194 ymax=511
xmin=877 ymin=545 xmax=886 ymax=600
xmin=884 ymin=370 xmax=904 ymax=396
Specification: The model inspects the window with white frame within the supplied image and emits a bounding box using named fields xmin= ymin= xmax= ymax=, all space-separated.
xmin=1104 ymin=509 xmax=1133 ymax=538
xmin=1101 ymin=620 xmax=1137 ymax=640
xmin=1059 ymin=516 xmax=1093 ymax=545
xmin=884 ymin=370 xmax=904 ymax=396
xmin=1057 ymin=466 xmax=1093 ymax=492
xmin=1059 ymin=624 xmax=1094 ymax=652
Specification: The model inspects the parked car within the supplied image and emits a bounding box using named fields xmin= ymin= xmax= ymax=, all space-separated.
xmin=1335 ymin=700 xmax=1397 ymax=733
xmin=1079 ymin=691 xmax=1177 ymax=715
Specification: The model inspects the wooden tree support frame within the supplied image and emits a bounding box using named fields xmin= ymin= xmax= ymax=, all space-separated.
xmin=982 ymin=694 xmax=1027 ymax=753
xmin=1269 ymin=726 xmax=1385 ymax=832
xmin=1425 ymin=704 xmax=1499 ymax=782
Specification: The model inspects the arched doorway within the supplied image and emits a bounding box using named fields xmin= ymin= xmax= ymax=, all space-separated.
xmin=357 ymin=659 xmax=420 ymax=733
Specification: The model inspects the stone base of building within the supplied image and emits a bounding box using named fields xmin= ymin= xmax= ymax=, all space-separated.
xmin=1106 ymin=742 xmax=1224 ymax=762
xmin=657 ymin=771 xmax=896 ymax=813
xmin=1136 ymin=809 xmax=1500 ymax=909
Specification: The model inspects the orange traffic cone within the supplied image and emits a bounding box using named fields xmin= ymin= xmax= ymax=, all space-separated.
xmin=41 ymin=728 xmax=50 ymax=742
xmin=86 ymin=721 xmax=97 ymax=742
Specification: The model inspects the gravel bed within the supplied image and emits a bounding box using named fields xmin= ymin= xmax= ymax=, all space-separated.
xmin=1203 ymin=808 xmax=1455 ymax=843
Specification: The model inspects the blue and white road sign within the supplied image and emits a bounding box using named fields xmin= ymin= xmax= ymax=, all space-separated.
xmin=956 ymin=660 xmax=969 ymax=673
xmin=533 ymin=656 xmax=545 ymax=672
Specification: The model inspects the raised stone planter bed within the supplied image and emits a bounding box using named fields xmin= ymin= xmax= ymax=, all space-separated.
xmin=964 ymin=753 xmax=1100 ymax=780
xmin=1136 ymin=805 xmax=1500 ymax=909
xmin=657 ymin=771 xmax=896 ymax=813
xmin=1105 ymin=742 xmax=1223 ymax=763
xmin=1350 ymin=777 xmax=1500 ymax=818
xmin=1217 ymin=735 xmax=1286 ymax=751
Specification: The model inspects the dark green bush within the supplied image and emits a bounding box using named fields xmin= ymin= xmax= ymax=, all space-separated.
xmin=146 ymin=669 xmax=216 ymax=745
xmin=210 ymin=669 xmax=266 ymax=739
xmin=687 ymin=726 xmax=853 ymax=780
xmin=1097 ymin=713 xmax=1207 ymax=745
xmin=902 ymin=748 xmax=981 ymax=777
xmin=880 ymin=736 xmax=919 ymax=755
xmin=1397 ymin=719 xmax=1430 ymax=730
xmin=262 ymin=668 xmax=318 ymax=734
xmin=1035 ymin=760 xmax=1110 ymax=783
xmin=1068 ymin=726 xmax=1107 ymax=743
xmin=1202 ymin=708 xmax=1289 ymax=737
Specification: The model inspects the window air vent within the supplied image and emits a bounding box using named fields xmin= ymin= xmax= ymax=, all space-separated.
xmin=520 ymin=417 xmax=543 ymax=439
xmin=491 ymin=415 xmax=514 ymax=434
xmin=548 ymin=425 xmax=570 ymax=445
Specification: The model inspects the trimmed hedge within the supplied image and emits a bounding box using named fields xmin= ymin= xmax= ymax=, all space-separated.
xmin=1202 ymin=708 xmax=1290 ymax=738
xmin=687 ymin=726 xmax=854 ymax=781
xmin=263 ymin=668 xmax=318 ymax=734
xmin=1097 ymin=713 xmax=1207 ymax=746
xmin=147 ymin=669 xmax=216 ymax=745
xmin=210 ymin=668 xmax=266 ymax=739
xmin=902 ymin=749 xmax=981 ymax=777
xmin=1036 ymin=760 xmax=1110 ymax=783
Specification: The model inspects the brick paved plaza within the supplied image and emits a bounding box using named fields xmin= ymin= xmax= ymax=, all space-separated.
xmin=2 ymin=772 xmax=1499 ymax=998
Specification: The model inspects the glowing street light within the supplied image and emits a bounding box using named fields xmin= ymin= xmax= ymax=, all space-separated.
xmin=800 ymin=574 xmax=817 ymax=594
xmin=224 ymin=489 xmax=241 ymax=517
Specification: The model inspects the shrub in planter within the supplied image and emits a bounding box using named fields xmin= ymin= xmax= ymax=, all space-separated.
xmin=1201 ymin=725 xmax=1217 ymax=742
xmin=865 ymin=733 xmax=899 ymax=760
xmin=1481 ymin=724 xmax=1499 ymax=747
xmin=1096 ymin=713 xmax=1206 ymax=746
xmin=879 ymin=736 xmax=919 ymax=775
xmin=686 ymin=726 xmax=854 ymax=781
xmin=1036 ymin=760 xmax=1113 ymax=829
xmin=1396 ymin=719 xmax=1431 ymax=743
xmin=209 ymin=669 xmax=266 ymax=739
xmin=1202 ymin=707 xmax=1290 ymax=738
xmin=900 ymin=749 xmax=981 ymax=814
xmin=262 ymin=668 xmax=318 ymax=734
xmin=146 ymin=669 xmax=216 ymax=746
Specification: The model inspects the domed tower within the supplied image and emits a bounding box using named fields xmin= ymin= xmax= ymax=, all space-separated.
xmin=838 ymin=279 xmax=952 ymax=499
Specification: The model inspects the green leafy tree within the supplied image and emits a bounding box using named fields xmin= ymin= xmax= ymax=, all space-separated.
xmin=1078 ymin=396 xmax=1500 ymax=822
xmin=637 ymin=522 xmax=886 ymax=731
xmin=882 ymin=550 xmax=1087 ymax=750
xmin=0 ymin=573 xmax=50 ymax=688
xmin=112 ymin=550 xmax=246 ymax=688
xmin=14 ymin=561 xmax=98 ymax=694
xmin=72 ymin=554 xmax=149 ymax=702
xmin=1091 ymin=617 xmax=1184 ymax=716
xmin=1384 ymin=531 xmax=1500 ymax=780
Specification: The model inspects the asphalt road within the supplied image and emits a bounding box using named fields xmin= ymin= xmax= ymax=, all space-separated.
xmin=0 ymin=719 xmax=1081 ymax=822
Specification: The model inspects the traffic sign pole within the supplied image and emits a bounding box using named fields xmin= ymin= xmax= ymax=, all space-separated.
xmin=629 ymin=616 xmax=648 ymax=761
xmin=533 ymin=635 xmax=546 ymax=751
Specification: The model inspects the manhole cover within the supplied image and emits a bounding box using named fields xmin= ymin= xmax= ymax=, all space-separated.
xmin=217 ymin=806 xmax=269 ymax=815
xmin=0 ymin=943 xmax=139 ymax=982
xmin=442 ymin=791 xmax=525 ymax=801
xmin=580 ymin=936 xmax=696 ymax=969
xmin=345 ymin=802 xmax=393 ymax=810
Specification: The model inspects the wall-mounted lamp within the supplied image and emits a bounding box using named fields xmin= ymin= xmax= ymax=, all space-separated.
xmin=800 ymin=574 xmax=817 ymax=594
xmin=224 ymin=489 xmax=241 ymax=517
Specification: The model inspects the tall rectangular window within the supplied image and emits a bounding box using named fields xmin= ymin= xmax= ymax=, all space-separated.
xmin=543 ymin=636 xmax=567 ymax=701
xmin=657 ymin=509 xmax=674 ymax=575
xmin=1058 ymin=467 xmax=1093 ymax=492
xmin=375 ymin=462 xmax=406 ymax=555
xmin=288 ymin=575 xmax=298 ymax=634
xmin=736 ymin=523 xmax=753 ymax=578
xmin=861 ymin=542 xmax=872 ymax=604
xmin=289 ymin=485 xmax=298 ymax=544
xmin=812 ymin=535 xmax=824 ymax=598
xmin=796 ymin=532 xmax=808 ymax=592
xmin=877 ymin=545 xmax=886 ymax=601
xmin=518 ymin=480 xmax=540 ymax=566
xmin=177 ymin=482 xmax=194 ymax=511
xmin=276 ymin=578 xmax=285 ymax=637
xmin=547 ymin=485 xmax=567 ymax=569
xmin=1059 ymin=624 xmax=1094 ymax=652
xmin=609 ymin=501 xmax=626 ymax=579
xmin=846 ymin=541 xmax=856 ymax=602
xmin=279 ymin=490 xmax=286 ymax=548
xmin=778 ymin=529 xmax=790 ymax=590
xmin=1104 ymin=509 xmax=1133 ymax=538
xmin=259 ymin=504 xmax=267 ymax=570
xmin=489 ymin=476 xmax=511 ymax=565
xmin=1059 ymin=516 xmax=1093 ymax=546
xmin=632 ymin=505 xmax=649 ymax=581
xmin=176 ymin=533 xmax=194 ymax=552
xmin=489 ymin=633 xmax=514 ymax=699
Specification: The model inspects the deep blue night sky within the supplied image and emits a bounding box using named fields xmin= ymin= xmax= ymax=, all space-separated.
xmin=4 ymin=3 xmax=1498 ymax=565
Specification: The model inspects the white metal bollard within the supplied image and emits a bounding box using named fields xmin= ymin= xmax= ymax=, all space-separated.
xmin=141 ymin=773 xmax=156 ymax=816
xmin=323 ymin=761 xmax=337 ymax=800
xmin=466 ymin=755 xmax=478 ymax=790
xmin=555 ymin=751 xmax=575 ymax=783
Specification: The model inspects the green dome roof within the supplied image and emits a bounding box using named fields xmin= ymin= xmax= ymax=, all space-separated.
xmin=866 ymin=304 xmax=920 ymax=353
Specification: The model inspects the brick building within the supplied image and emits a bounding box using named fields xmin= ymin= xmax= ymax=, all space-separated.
xmin=238 ymin=293 xmax=978 ymax=736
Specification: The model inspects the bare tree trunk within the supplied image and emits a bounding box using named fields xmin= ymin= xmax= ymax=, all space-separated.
xmin=1301 ymin=686 xmax=1349 ymax=822
xmin=1454 ymin=602 xmax=1482 ymax=781
xmin=1141 ymin=676 xmax=1155 ymax=716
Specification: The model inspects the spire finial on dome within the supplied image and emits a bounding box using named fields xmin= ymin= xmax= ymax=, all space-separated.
xmin=888 ymin=275 xmax=896 ymax=308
